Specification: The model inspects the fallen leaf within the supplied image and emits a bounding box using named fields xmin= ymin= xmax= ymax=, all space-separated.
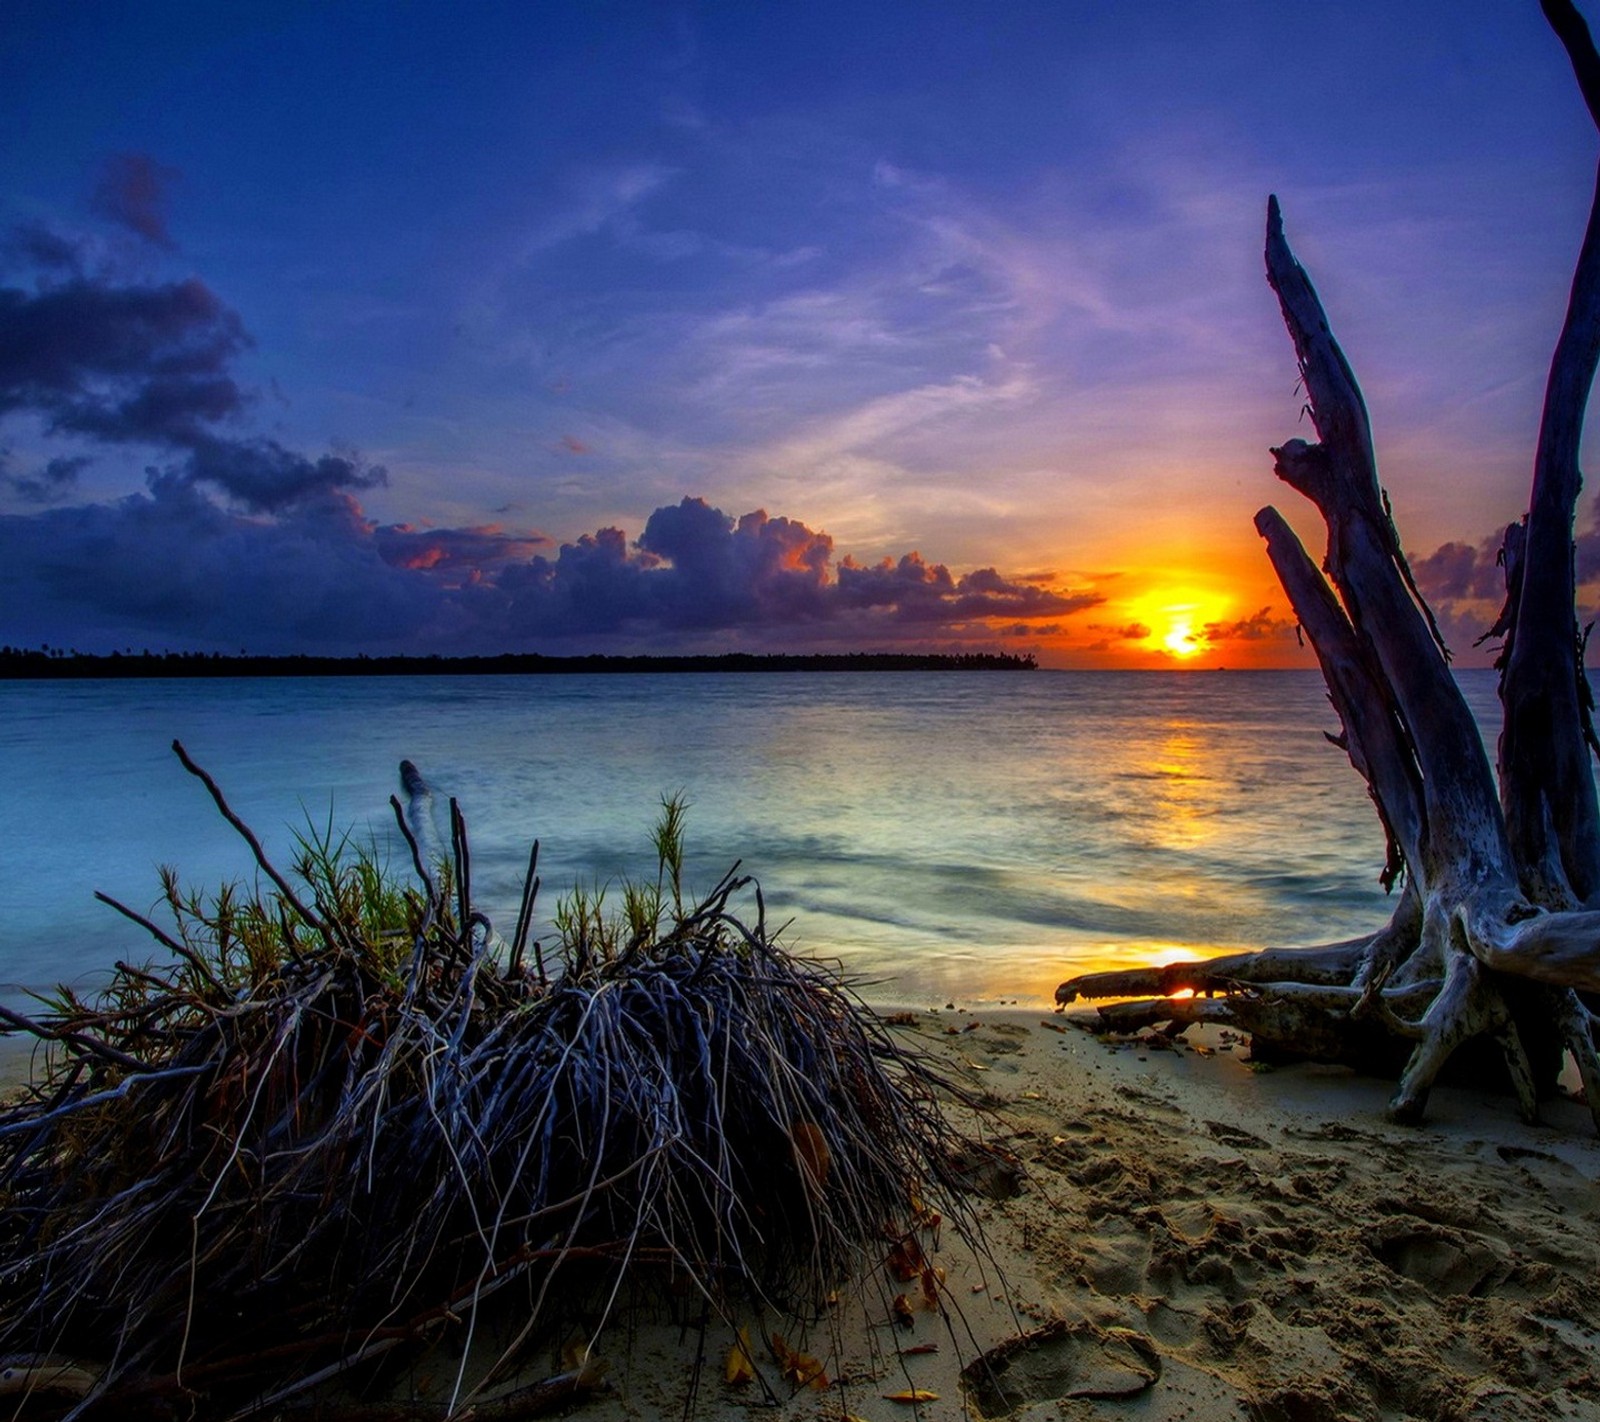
xmin=770 ymin=1333 xmax=828 ymax=1390
xmin=883 ymin=1388 xmax=939 ymax=1402
xmin=725 ymin=1327 xmax=756 ymax=1386
xmin=885 ymin=1236 xmax=927 ymax=1281
xmin=900 ymin=1342 xmax=940 ymax=1356
xmin=891 ymin=1293 xmax=916 ymax=1326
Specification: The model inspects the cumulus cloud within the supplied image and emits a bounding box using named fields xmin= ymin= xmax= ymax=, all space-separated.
xmin=1396 ymin=501 xmax=1600 ymax=656
xmin=0 ymin=485 xmax=1092 ymax=654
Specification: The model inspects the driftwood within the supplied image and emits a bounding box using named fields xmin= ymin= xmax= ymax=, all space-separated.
xmin=1061 ymin=0 xmax=1600 ymax=1132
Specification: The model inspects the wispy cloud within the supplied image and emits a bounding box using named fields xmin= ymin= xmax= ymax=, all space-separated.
xmin=518 ymin=164 xmax=680 ymax=256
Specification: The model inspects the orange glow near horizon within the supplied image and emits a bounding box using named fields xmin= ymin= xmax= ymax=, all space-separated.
xmin=1010 ymin=539 xmax=1320 ymax=669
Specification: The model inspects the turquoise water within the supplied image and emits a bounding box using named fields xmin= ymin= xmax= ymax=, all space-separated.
xmin=0 ymin=670 xmax=1503 ymax=1011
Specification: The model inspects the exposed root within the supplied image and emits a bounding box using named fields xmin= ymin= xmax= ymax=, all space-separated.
xmin=0 ymin=745 xmax=1002 ymax=1419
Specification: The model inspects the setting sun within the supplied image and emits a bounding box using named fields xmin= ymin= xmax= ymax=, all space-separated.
xmin=1120 ymin=582 xmax=1241 ymax=665
xmin=1162 ymin=618 xmax=1204 ymax=659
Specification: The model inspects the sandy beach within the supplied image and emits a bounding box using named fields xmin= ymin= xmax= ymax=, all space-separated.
xmin=3 ymin=1005 xmax=1598 ymax=1421
xmin=535 ymin=1006 xmax=1600 ymax=1422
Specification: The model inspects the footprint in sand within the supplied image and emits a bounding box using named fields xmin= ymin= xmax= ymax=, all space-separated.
xmin=1369 ymin=1218 xmax=1511 ymax=1297
xmin=960 ymin=1319 xmax=1160 ymax=1417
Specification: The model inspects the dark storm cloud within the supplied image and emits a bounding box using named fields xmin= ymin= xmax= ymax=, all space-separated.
xmin=91 ymin=152 xmax=180 ymax=250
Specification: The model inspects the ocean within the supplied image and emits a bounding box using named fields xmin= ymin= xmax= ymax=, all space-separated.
xmin=0 ymin=669 xmax=1505 ymax=1013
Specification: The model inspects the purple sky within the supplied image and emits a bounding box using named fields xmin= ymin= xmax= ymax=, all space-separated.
xmin=4 ymin=1 xmax=1599 ymax=665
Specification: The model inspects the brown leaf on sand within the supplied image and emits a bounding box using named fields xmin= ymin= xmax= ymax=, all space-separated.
xmin=885 ymin=1235 xmax=927 ymax=1281
xmin=883 ymin=1388 xmax=939 ymax=1402
xmin=770 ymin=1333 xmax=829 ymax=1390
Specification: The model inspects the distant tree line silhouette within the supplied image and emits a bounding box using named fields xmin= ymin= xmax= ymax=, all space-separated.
xmin=0 ymin=647 xmax=1037 ymax=679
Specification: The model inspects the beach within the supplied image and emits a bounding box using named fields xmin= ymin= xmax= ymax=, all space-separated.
xmin=3 ymin=1006 xmax=1598 ymax=1420
xmin=546 ymin=1008 xmax=1600 ymax=1422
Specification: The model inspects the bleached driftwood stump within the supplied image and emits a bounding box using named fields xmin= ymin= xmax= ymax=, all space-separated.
xmin=1060 ymin=0 xmax=1600 ymax=1133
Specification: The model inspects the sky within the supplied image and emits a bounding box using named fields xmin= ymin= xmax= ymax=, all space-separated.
xmin=4 ymin=1 xmax=1600 ymax=668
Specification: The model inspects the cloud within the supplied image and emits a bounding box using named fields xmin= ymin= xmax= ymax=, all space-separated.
xmin=5 ymin=222 xmax=84 ymax=276
xmin=1203 ymin=607 xmax=1296 ymax=644
xmin=1411 ymin=535 xmax=1508 ymax=603
xmin=0 ymin=221 xmax=390 ymax=515
xmin=1574 ymin=497 xmax=1600 ymax=586
xmin=0 ymin=487 xmax=1087 ymax=655
xmin=184 ymin=436 xmax=386 ymax=514
xmin=3 ymin=453 xmax=89 ymax=503
xmin=91 ymin=152 xmax=181 ymax=250
xmin=0 ymin=476 xmax=436 ymax=651
xmin=374 ymin=521 xmax=551 ymax=577
xmin=0 ymin=204 xmax=1092 ymax=658
xmin=521 ymin=164 xmax=679 ymax=255
xmin=835 ymin=549 xmax=1101 ymax=625
xmin=0 ymin=271 xmax=247 ymax=425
